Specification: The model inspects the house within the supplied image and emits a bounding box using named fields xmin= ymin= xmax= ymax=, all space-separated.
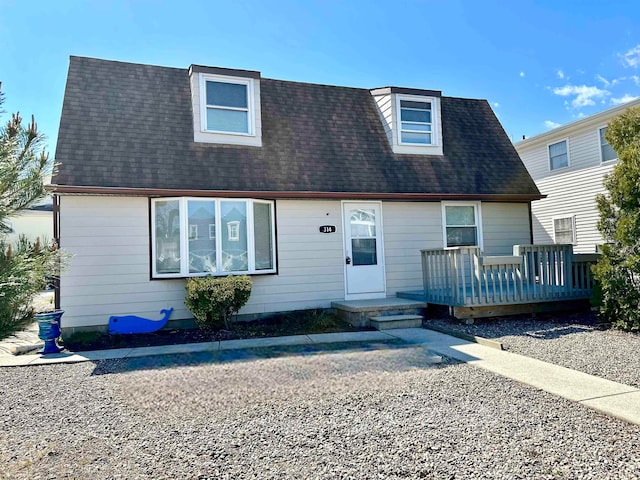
xmin=50 ymin=56 xmax=542 ymax=334
xmin=515 ymin=98 xmax=640 ymax=253
xmin=6 ymin=196 xmax=54 ymax=244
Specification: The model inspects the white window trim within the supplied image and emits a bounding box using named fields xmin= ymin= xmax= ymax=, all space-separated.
xmin=552 ymin=215 xmax=576 ymax=245
xmin=441 ymin=201 xmax=483 ymax=250
xmin=209 ymin=223 xmax=216 ymax=240
xmin=395 ymin=94 xmax=438 ymax=147
xmin=151 ymin=197 xmax=276 ymax=278
xmin=548 ymin=138 xmax=570 ymax=171
xmin=598 ymin=125 xmax=617 ymax=164
xmin=227 ymin=221 xmax=240 ymax=241
xmin=199 ymin=74 xmax=256 ymax=137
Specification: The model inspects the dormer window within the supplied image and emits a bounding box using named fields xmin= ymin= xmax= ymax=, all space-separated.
xmin=201 ymin=75 xmax=254 ymax=135
xmin=399 ymin=99 xmax=433 ymax=145
xmin=189 ymin=65 xmax=262 ymax=147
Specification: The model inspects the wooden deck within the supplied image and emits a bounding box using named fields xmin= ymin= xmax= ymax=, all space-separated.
xmin=421 ymin=245 xmax=600 ymax=318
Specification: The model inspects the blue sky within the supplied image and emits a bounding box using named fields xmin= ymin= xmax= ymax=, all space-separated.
xmin=1 ymin=0 xmax=639 ymax=154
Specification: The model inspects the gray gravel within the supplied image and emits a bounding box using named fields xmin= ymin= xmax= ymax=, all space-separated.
xmin=1 ymin=343 xmax=639 ymax=479
xmin=425 ymin=311 xmax=640 ymax=388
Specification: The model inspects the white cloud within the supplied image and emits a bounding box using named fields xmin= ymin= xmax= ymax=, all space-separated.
xmin=544 ymin=120 xmax=561 ymax=129
xmin=611 ymin=94 xmax=640 ymax=105
xmin=552 ymin=84 xmax=610 ymax=108
xmin=557 ymin=70 xmax=564 ymax=79
xmin=621 ymin=44 xmax=640 ymax=68
xmin=519 ymin=71 xmax=525 ymax=78
xmin=596 ymin=74 xmax=611 ymax=87
xmin=631 ymin=75 xmax=640 ymax=86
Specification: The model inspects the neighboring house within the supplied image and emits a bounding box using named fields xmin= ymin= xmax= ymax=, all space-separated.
xmin=6 ymin=196 xmax=54 ymax=244
xmin=515 ymin=98 xmax=640 ymax=253
xmin=50 ymin=56 xmax=541 ymax=333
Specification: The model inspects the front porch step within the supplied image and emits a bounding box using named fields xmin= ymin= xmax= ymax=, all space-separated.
xmin=332 ymin=298 xmax=426 ymax=328
xmin=369 ymin=314 xmax=423 ymax=330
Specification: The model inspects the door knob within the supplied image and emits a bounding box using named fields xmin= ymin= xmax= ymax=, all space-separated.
xmin=346 ymin=256 xmax=351 ymax=265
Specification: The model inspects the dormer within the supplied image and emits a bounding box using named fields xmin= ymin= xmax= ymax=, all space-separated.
xmin=189 ymin=65 xmax=263 ymax=147
xmin=370 ymin=87 xmax=443 ymax=156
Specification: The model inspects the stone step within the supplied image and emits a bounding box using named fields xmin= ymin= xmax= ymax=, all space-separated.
xmin=369 ymin=314 xmax=423 ymax=330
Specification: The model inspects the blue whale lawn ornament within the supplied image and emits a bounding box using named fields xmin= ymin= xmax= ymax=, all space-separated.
xmin=108 ymin=308 xmax=174 ymax=334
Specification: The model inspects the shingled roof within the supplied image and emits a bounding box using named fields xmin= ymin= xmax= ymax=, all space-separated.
xmin=51 ymin=56 xmax=541 ymax=200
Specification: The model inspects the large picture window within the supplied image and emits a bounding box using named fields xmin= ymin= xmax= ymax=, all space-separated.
xmin=152 ymin=198 xmax=276 ymax=278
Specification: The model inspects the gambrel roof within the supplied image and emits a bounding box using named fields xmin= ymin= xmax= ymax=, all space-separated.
xmin=52 ymin=56 xmax=541 ymax=200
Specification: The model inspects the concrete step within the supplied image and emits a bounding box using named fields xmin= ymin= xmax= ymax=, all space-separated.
xmin=369 ymin=314 xmax=423 ymax=330
xmin=332 ymin=298 xmax=426 ymax=328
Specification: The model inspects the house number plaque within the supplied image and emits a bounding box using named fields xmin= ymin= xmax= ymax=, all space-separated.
xmin=319 ymin=225 xmax=336 ymax=233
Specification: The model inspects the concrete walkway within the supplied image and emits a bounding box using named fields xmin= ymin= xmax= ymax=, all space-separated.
xmin=1 ymin=327 xmax=639 ymax=426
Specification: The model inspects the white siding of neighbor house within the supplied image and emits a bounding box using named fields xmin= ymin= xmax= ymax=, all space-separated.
xmin=59 ymin=197 xmax=532 ymax=328
xmin=528 ymin=162 xmax=616 ymax=253
xmin=514 ymin=103 xmax=637 ymax=253
xmin=7 ymin=211 xmax=53 ymax=244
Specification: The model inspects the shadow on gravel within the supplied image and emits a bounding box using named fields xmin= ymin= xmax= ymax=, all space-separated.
xmin=89 ymin=339 xmax=447 ymax=376
xmin=523 ymin=324 xmax=601 ymax=340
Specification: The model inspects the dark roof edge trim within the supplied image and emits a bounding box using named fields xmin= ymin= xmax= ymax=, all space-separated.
xmin=188 ymin=64 xmax=261 ymax=79
xmin=370 ymin=87 xmax=442 ymax=97
xmin=46 ymin=185 xmax=543 ymax=202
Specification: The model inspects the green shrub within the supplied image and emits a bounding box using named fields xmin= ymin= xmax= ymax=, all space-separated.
xmin=184 ymin=275 xmax=252 ymax=331
xmin=594 ymin=106 xmax=640 ymax=332
xmin=0 ymin=237 xmax=62 ymax=340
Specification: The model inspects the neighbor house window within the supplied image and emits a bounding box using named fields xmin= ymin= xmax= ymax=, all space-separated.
xmin=553 ymin=216 xmax=576 ymax=244
xmin=397 ymin=96 xmax=434 ymax=145
xmin=599 ymin=127 xmax=617 ymax=162
xmin=152 ymin=198 xmax=276 ymax=278
xmin=548 ymin=140 xmax=568 ymax=170
xmin=201 ymin=75 xmax=254 ymax=135
xmin=443 ymin=203 xmax=481 ymax=248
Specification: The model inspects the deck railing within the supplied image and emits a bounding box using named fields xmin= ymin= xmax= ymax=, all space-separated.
xmin=421 ymin=245 xmax=600 ymax=307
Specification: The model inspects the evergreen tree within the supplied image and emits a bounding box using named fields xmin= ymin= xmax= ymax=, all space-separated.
xmin=594 ymin=106 xmax=640 ymax=331
xmin=0 ymin=89 xmax=61 ymax=339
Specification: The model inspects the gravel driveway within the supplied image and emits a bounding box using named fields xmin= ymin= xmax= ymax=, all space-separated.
xmin=1 ymin=343 xmax=639 ymax=479
xmin=425 ymin=312 xmax=640 ymax=388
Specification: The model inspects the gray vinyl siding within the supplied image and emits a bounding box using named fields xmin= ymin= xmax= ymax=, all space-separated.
xmin=59 ymin=197 xmax=533 ymax=328
xmin=481 ymin=203 xmax=531 ymax=255
xmin=59 ymin=196 xmax=345 ymax=328
xmin=382 ymin=202 xmax=443 ymax=295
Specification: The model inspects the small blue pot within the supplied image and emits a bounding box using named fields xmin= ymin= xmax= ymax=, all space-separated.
xmin=36 ymin=311 xmax=64 ymax=354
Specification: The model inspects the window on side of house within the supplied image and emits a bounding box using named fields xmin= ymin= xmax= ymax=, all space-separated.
xmin=398 ymin=97 xmax=433 ymax=145
xmin=548 ymin=140 xmax=569 ymax=170
xmin=152 ymin=198 xmax=276 ymax=278
xmin=202 ymin=76 xmax=253 ymax=135
xmin=443 ymin=203 xmax=481 ymax=248
xmin=599 ymin=127 xmax=617 ymax=162
xmin=553 ymin=216 xmax=576 ymax=244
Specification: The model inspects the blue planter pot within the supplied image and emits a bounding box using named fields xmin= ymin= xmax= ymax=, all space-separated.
xmin=36 ymin=311 xmax=64 ymax=354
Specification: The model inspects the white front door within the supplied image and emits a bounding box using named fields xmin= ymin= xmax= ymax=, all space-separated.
xmin=343 ymin=201 xmax=386 ymax=299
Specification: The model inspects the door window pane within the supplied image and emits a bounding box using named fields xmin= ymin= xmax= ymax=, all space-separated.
xmin=254 ymin=202 xmax=274 ymax=270
xmin=154 ymin=200 xmax=181 ymax=274
xmin=221 ymin=201 xmax=248 ymax=272
xmin=188 ymin=200 xmax=216 ymax=273
xmin=352 ymin=239 xmax=377 ymax=266
xmin=350 ymin=209 xmax=377 ymax=265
